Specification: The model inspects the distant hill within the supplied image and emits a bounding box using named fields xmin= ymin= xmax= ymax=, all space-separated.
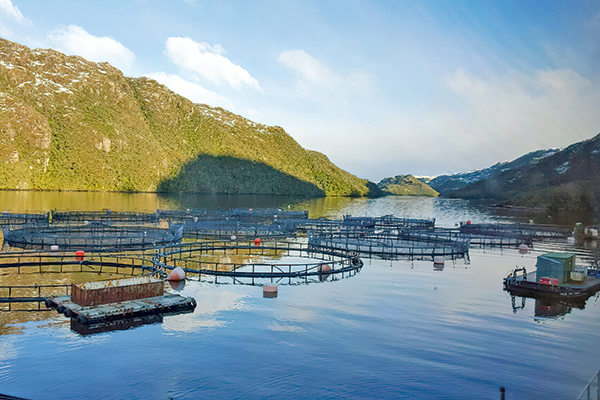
xmin=0 ymin=38 xmax=378 ymax=196
xmin=447 ymin=133 xmax=600 ymax=218
xmin=428 ymin=149 xmax=558 ymax=195
xmin=377 ymin=174 xmax=439 ymax=197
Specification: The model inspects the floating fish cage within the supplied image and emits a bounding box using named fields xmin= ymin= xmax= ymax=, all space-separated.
xmin=307 ymin=229 xmax=470 ymax=260
xmin=342 ymin=215 xmax=435 ymax=229
xmin=302 ymin=215 xmax=435 ymax=234
xmin=0 ymin=212 xmax=49 ymax=231
xmin=51 ymin=210 xmax=160 ymax=225
xmin=459 ymin=222 xmax=570 ymax=243
xmin=2 ymin=224 xmax=183 ymax=251
xmin=153 ymin=241 xmax=363 ymax=286
xmin=177 ymin=219 xmax=302 ymax=240
xmin=158 ymin=208 xmax=308 ymax=224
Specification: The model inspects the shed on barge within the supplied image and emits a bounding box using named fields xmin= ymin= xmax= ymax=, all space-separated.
xmin=71 ymin=276 xmax=164 ymax=306
xmin=536 ymin=252 xmax=576 ymax=283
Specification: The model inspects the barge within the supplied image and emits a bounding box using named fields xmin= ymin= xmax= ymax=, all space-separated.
xmin=45 ymin=276 xmax=196 ymax=327
xmin=503 ymin=267 xmax=600 ymax=302
xmin=504 ymin=252 xmax=600 ymax=303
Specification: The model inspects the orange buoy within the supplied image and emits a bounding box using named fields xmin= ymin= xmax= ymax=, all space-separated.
xmin=318 ymin=264 xmax=332 ymax=273
xmin=318 ymin=264 xmax=332 ymax=281
xmin=75 ymin=250 xmax=85 ymax=261
xmin=168 ymin=266 xmax=186 ymax=281
xmin=254 ymin=237 xmax=261 ymax=246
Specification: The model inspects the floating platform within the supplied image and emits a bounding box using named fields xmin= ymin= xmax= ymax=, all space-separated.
xmin=46 ymin=293 xmax=196 ymax=325
xmin=503 ymin=267 xmax=600 ymax=303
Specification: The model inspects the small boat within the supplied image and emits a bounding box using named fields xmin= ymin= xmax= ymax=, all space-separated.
xmin=503 ymin=267 xmax=599 ymax=303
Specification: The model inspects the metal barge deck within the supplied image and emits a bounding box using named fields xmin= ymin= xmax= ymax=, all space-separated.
xmin=46 ymin=293 xmax=197 ymax=324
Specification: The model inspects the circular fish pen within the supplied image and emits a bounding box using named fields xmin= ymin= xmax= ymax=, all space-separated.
xmin=2 ymin=224 xmax=183 ymax=251
xmin=307 ymin=229 xmax=471 ymax=261
xmin=153 ymin=240 xmax=363 ymax=286
xmin=158 ymin=208 xmax=308 ymax=224
xmin=0 ymin=251 xmax=165 ymax=311
xmin=51 ymin=210 xmax=160 ymax=225
xmin=178 ymin=220 xmax=302 ymax=240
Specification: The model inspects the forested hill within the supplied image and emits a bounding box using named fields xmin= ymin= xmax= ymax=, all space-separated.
xmin=377 ymin=174 xmax=439 ymax=196
xmin=0 ymin=38 xmax=377 ymax=196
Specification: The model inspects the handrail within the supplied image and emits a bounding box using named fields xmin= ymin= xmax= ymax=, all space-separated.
xmin=577 ymin=369 xmax=600 ymax=400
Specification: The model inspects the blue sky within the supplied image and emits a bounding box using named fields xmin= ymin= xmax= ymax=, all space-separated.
xmin=1 ymin=1 xmax=600 ymax=181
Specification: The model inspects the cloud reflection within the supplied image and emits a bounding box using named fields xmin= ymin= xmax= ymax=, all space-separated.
xmin=161 ymin=283 xmax=248 ymax=333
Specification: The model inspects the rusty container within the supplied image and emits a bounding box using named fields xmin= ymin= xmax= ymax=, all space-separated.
xmin=72 ymin=276 xmax=164 ymax=306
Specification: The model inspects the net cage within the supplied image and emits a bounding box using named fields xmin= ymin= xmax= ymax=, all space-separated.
xmin=176 ymin=219 xmax=303 ymax=239
xmin=307 ymin=228 xmax=471 ymax=260
xmin=3 ymin=223 xmax=183 ymax=251
xmin=157 ymin=208 xmax=309 ymax=224
xmin=154 ymin=240 xmax=363 ymax=286
xmin=302 ymin=215 xmax=436 ymax=235
xmin=50 ymin=210 xmax=160 ymax=225
xmin=0 ymin=212 xmax=49 ymax=232
xmin=458 ymin=222 xmax=571 ymax=245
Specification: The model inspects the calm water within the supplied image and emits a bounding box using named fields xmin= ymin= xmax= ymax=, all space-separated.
xmin=0 ymin=192 xmax=598 ymax=399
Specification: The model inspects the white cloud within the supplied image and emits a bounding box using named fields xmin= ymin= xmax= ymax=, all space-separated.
xmin=0 ymin=0 xmax=23 ymax=23
xmin=46 ymin=25 xmax=135 ymax=73
xmin=446 ymin=67 xmax=600 ymax=152
xmin=144 ymin=72 xmax=233 ymax=110
xmin=164 ymin=36 xmax=262 ymax=92
xmin=277 ymin=49 xmax=338 ymax=87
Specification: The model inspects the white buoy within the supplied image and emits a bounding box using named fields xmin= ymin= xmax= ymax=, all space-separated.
xmin=263 ymin=285 xmax=278 ymax=298
xmin=518 ymin=244 xmax=529 ymax=254
xmin=50 ymin=244 xmax=59 ymax=256
xmin=231 ymin=235 xmax=237 ymax=241
xmin=168 ymin=266 xmax=186 ymax=281
xmin=433 ymin=256 xmax=445 ymax=266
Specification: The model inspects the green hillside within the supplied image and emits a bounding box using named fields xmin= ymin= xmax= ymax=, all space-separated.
xmin=377 ymin=174 xmax=439 ymax=196
xmin=0 ymin=38 xmax=376 ymax=196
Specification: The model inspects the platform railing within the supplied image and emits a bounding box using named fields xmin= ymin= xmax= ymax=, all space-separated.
xmin=577 ymin=369 xmax=600 ymax=400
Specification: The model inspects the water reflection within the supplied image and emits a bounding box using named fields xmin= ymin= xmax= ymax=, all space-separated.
xmin=158 ymin=193 xmax=310 ymax=211
xmin=70 ymin=314 xmax=164 ymax=336
xmin=161 ymin=283 xmax=248 ymax=333
xmin=509 ymin=294 xmax=587 ymax=319
xmin=0 ymin=191 xmax=178 ymax=213
xmin=534 ymin=299 xmax=576 ymax=318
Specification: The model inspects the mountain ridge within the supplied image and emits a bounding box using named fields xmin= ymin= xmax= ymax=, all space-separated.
xmin=0 ymin=38 xmax=376 ymax=197
xmin=445 ymin=133 xmax=600 ymax=220
xmin=428 ymin=148 xmax=559 ymax=195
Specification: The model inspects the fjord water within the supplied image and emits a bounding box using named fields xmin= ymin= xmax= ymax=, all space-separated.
xmin=0 ymin=192 xmax=598 ymax=399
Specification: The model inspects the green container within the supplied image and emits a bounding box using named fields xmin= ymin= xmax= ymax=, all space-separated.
xmin=536 ymin=252 xmax=576 ymax=283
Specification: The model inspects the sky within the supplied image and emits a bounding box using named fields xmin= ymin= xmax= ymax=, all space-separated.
xmin=1 ymin=0 xmax=600 ymax=182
